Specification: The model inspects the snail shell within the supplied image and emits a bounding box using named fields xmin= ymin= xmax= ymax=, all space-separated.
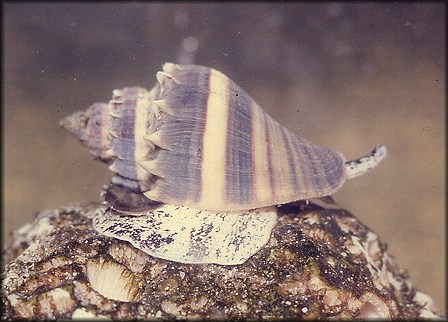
xmin=61 ymin=63 xmax=387 ymax=265
xmin=61 ymin=63 xmax=387 ymax=212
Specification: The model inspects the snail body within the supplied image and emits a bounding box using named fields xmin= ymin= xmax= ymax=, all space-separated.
xmin=61 ymin=63 xmax=387 ymax=212
xmin=61 ymin=63 xmax=387 ymax=265
xmin=93 ymin=204 xmax=278 ymax=265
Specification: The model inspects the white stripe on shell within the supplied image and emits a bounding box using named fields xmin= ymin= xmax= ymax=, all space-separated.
xmin=200 ymin=68 xmax=230 ymax=207
xmin=251 ymin=101 xmax=273 ymax=204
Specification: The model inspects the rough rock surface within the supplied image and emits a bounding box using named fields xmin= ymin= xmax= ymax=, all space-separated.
xmin=1 ymin=200 xmax=442 ymax=320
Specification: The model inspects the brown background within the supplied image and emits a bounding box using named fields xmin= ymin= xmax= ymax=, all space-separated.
xmin=3 ymin=2 xmax=445 ymax=314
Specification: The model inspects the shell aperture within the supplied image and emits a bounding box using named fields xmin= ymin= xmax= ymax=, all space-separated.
xmin=61 ymin=62 xmax=387 ymax=211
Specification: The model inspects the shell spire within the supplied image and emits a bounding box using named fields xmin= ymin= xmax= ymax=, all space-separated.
xmin=60 ymin=103 xmax=113 ymax=161
xmin=61 ymin=63 xmax=387 ymax=211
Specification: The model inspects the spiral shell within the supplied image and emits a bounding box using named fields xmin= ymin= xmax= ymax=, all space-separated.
xmin=61 ymin=63 xmax=386 ymax=212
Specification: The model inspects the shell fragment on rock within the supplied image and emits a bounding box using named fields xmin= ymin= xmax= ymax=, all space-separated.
xmin=61 ymin=62 xmax=387 ymax=212
xmin=86 ymin=257 xmax=142 ymax=302
xmin=93 ymin=204 xmax=278 ymax=265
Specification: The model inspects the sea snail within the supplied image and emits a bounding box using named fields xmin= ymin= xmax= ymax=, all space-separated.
xmin=61 ymin=63 xmax=387 ymax=265
xmin=61 ymin=62 xmax=387 ymax=212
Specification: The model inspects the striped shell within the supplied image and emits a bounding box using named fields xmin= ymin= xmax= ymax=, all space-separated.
xmin=61 ymin=63 xmax=387 ymax=212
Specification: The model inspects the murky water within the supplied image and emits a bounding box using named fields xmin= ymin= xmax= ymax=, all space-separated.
xmin=3 ymin=2 xmax=445 ymax=314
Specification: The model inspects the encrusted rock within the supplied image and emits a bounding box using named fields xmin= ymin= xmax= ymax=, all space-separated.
xmin=1 ymin=201 xmax=442 ymax=320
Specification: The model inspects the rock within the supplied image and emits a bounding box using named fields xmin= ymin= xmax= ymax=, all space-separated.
xmin=1 ymin=200 xmax=442 ymax=320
